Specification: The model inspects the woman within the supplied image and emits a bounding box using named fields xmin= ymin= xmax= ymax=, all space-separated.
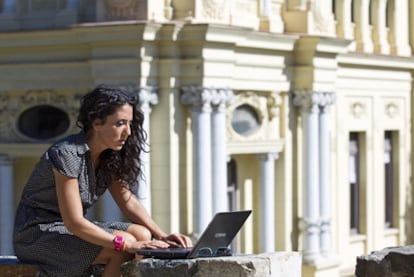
xmin=13 ymin=85 xmax=192 ymax=276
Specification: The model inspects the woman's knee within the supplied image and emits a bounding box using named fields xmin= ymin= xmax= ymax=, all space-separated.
xmin=126 ymin=224 xmax=152 ymax=241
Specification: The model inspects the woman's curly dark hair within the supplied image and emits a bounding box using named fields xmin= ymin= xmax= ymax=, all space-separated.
xmin=76 ymin=85 xmax=147 ymax=194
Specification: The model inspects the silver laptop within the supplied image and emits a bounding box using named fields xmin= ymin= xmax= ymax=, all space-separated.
xmin=136 ymin=210 xmax=252 ymax=259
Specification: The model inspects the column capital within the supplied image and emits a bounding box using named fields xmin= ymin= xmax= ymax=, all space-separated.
xmin=117 ymin=84 xmax=159 ymax=113
xmin=138 ymin=87 xmax=159 ymax=114
xmin=181 ymin=85 xmax=233 ymax=113
xmin=293 ymin=90 xmax=335 ymax=112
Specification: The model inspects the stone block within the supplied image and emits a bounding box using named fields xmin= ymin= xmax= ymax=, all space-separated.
xmin=0 ymin=256 xmax=39 ymax=277
xmin=121 ymin=252 xmax=302 ymax=277
xmin=355 ymin=245 xmax=414 ymax=277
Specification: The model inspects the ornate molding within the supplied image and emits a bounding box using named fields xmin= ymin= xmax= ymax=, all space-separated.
xmin=293 ymin=90 xmax=335 ymax=113
xmin=227 ymin=91 xmax=283 ymax=142
xmin=181 ymin=85 xmax=233 ymax=113
xmin=105 ymin=0 xmax=140 ymax=20
xmin=117 ymin=84 xmax=159 ymax=114
xmin=351 ymin=102 xmax=365 ymax=118
xmin=385 ymin=102 xmax=398 ymax=118
xmin=267 ymin=92 xmax=282 ymax=120
xmin=0 ymin=90 xmax=81 ymax=142
xmin=202 ymin=0 xmax=227 ymax=21
xmin=298 ymin=217 xmax=321 ymax=235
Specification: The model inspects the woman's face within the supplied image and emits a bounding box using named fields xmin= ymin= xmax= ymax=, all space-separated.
xmin=93 ymin=103 xmax=133 ymax=151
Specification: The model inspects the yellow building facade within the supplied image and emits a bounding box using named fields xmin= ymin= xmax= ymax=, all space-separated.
xmin=0 ymin=1 xmax=413 ymax=276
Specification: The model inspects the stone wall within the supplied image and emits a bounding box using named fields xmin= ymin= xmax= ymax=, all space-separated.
xmin=121 ymin=252 xmax=302 ymax=277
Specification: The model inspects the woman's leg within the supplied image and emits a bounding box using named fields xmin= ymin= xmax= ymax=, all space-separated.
xmin=125 ymin=224 xmax=152 ymax=258
xmin=126 ymin=224 xmax=152 ymax=241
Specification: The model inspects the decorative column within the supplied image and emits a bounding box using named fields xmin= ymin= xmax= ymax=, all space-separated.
xmin=388 ymin=0 xmax=411 ymax=56
xmin=257 ymin=152 xmax=278 ymax=253
xmin=294 ymin=90 xmax=321 ymax=263
xmin=354 ymin=0 xmax=374 ymax=52
xmin=138 ymin=87 xmax=159 ymax=214
xmin=371 ymin=0 xmax=390 ymax=54
xmin=211 ymin=88 xmax=233 ymax=214
xmin=318 ymin=92 xmax=335 ymax=257
xmin=0 ymin=155 xmax=14 ymax=255
xmin=182 ymin=86 xmax=214 ymax=236
xmin=2 ymin=0 xmax=15 ymax=13
xmin=335 ymin=0 xmax=354 ymax=39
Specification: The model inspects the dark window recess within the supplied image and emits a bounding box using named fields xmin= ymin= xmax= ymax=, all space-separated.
xmin=18 ymin=105 xmax=70 ymax=140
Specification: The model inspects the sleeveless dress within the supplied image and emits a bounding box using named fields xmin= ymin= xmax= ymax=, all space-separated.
xmin=13 ymin=132 xmax=132 ymax=276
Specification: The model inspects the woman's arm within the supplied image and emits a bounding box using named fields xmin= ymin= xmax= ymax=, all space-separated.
xmin=54 ymin=168 xmax=116 ymax=249
xmin=109 ymin=181 xmax=192 ymax=247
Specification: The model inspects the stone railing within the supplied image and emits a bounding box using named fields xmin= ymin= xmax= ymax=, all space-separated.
xmin=121 ymin=252 xmax=302 ymax=277
xmin=355 ymin=245 xmax=414 ymax=277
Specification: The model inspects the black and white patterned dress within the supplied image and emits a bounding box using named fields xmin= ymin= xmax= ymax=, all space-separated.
xmin=13 ymin=132 xmax=132 ymax=276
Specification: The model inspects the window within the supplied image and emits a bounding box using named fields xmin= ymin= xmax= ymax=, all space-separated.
xmin=231 ymin=104 xmax=261 ymax=137
xmin=227 ymin=159 xmax=237 ymax=212
xmin=384 ymin=131 xmax=394 ymax=228
xmin=349 ymin=132 xmax=360 ymax=233
xmin=227 ymin=158 xmax=238 ymax=251
xmin=18 ymin=105 xmax=70 ymax=140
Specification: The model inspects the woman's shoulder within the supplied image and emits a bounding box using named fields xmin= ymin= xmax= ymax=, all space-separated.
xmin=45 ymin=132 xmax=89 ymax=160
xmin=48 ymin=132 xmax=89 ymax=156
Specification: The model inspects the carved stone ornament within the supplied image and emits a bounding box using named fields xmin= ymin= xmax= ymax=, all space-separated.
xmin=385 ymin=102 xmax=398 ymax=118
xmin=202 ymin=0 xmax=227 ymax=21
xmin=267 ymin=92 xmax=282 ymax=120
xmin=105 ymin=0 xmax=139 ymax=20
xmin=0 ymin=90 xmax=81 ymax=142
xmin=227 ymin=91 xmax=267 ymax=141
xmin=351 ymin=102 xmax=365 ymax=118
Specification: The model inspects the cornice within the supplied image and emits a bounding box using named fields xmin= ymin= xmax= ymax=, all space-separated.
xmin=295 ymin=36 xmax=352 ymax=55
xmin=178 ymin=24 xmax=298 ymax=51
xmin=337 ymin=52 xmax=414 ymax=70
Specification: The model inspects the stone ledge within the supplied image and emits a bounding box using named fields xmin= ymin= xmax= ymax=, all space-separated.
xmin=355 ymin=245 xmax=414 ymax=277
xmin=121 ymin=252 xmax=302 ymax=277
xmin=0 ymin=256 xmax=39 ymax=277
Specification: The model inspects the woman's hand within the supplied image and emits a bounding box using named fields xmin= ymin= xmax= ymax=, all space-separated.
xmin=123 ymin=239 xmax=169 ymax=254
xmin=161 ymin=233 xmax=193 ymax=248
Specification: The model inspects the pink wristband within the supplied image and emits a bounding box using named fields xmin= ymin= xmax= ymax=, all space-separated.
xmin=113 ymin=235 xmax=124 ymax=252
